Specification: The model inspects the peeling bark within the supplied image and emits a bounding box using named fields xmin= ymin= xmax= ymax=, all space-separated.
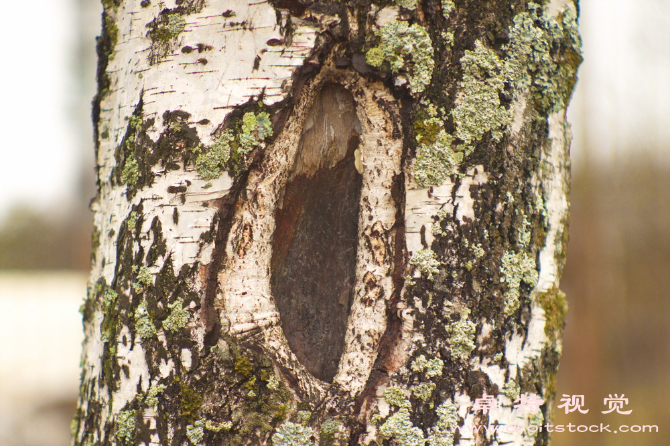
xmin=75 ymin=0 xmax=580 ymax=445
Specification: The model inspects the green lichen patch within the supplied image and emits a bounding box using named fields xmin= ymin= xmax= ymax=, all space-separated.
xmin=205 ymin=420 xmax=232 ymax=432
xmin=378 ymin=408 xmax=426 ymax=446
xmin=102 ymin=289 xmax=118 ymax=309
xmin=193 ymin=111 xmax=273 ymax=180
xmin=502 ymin=379 xmax=520 ymax=401
xmin=186 ymin=420 xmax=205 ymax=444
xmin=163 ymin=300 xmax=190 ymax=332
xmin=296 ymin=410 xmax=311 ymax=426
xmin=411 ymin=382 xmax=436 ymax=401
xmin=537 ymin=286 xmax=568 ymax=337
xmin=366 ymin=20 xmax=434 ymax=93
xmin=504 ymin=3 xmax=583 ymax=113
xmin=452 ymin=41 xmax=511 ymax=154
xmin=144 ymin=383 xmax=166 ymax=407
xmin=194 ymin=340 xmax=293 ymax=445
xmin=115 ymin=410 xmax=136 ymax=443
xmin=134 ymin=301 xmax=157 ymax=339
xmin=146 ymin=4 xmax=201 ymax=63
xmin=426 ymin=400 xmax=458 ymax=446
xmin=121 ymin=155 xmax=140 ymax=188
xmin=446 ymin=310 xmax=477 ymax=361
xmin=272 ymin=421 xmax=315 ymax=446
xmin=409 ymin=249 xmax=441 ymax=280
xmin=413 ymin=115 xmax=461 ymax=187
xmin=408 ymin=3 xmax=581 ymax=186
xmin=434 ymin=400 xmax=458 ymax=430
xmin=132 ymin=266 xmax=153 ymax=293
xmin=395 ymin=0 xmax=418 ymax=9
xmin=240 ymin=111 xmax=273 ymax=151
xmin=319 ymin=418 xmax=340 ymax=446
xmin=500 ymin=250 xmax=538 ymax=315
xmin=441 ymin=0 xmax=455 ymax=18
xmin=180 ymin=381 xmax=203 ymax=423
xmin=126 ymin=211 xmax=139 ymax=232
xmin=410 ymin=355 xmax=444 ymax=377
xmin=384 ymin=386 xmax=411 ymax=408
xmin=149 ymin=12 xmax=186 ymax=42
xmin=194 ymin=131 xmax=233 ymax=181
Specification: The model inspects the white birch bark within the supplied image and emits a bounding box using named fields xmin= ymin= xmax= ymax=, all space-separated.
xmin=74 ymin=0 xmax=581 ymax=445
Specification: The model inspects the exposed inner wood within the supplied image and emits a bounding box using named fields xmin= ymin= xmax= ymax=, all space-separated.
xmin=271 ymin=84 xmax=362 ymax=382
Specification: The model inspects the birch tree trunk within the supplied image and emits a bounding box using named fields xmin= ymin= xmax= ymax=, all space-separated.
xmin=74 ymin=0 xmax=581 ymax=445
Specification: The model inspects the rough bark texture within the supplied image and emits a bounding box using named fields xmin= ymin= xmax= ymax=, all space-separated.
xmin=74 ymin=0 xmax=581 ymax=445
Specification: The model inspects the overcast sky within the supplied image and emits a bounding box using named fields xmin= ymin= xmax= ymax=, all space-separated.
xmin=1 ymin=0 xmax=669 ymax=223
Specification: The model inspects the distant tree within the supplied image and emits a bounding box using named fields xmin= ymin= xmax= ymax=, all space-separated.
xmin=73 ymin=0 xmax=581 ymax=445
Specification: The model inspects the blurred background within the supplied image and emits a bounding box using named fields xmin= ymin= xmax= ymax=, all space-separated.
xmin=0 ymin=0 xmax=668 ymax=444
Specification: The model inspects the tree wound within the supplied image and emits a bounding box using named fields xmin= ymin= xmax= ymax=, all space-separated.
xmin=271 ymin=84 xmax=362 ymax=382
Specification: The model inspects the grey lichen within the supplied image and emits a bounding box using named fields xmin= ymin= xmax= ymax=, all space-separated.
xmin=504 ymin=3 xmax=582 ymax=112
xmin=296 ymin=410 xmax=311 ymax=426
xmin=379 ymin=408 xmax=426 ymax=446
xmin=411 ymin=382 xmax=436 ymax=401
xmin=116 ymin=410 xmax=136 ymax=442
xmin=319 ymin=418 xmax=340 ymax=446
xmin=434 ymin=400 xmax=458 ymax=430
xmin=134 ymin=301 xmax=157 ymax=339
xmin=384 ymin=386 xmax=411 ymax=408
xmin=528 ymin=410 xmax=544 ymax=434
xmin=167 ymin=14 xmax=186 ymax=36
xmin=500 ymin=251 xmax=538 ymax=315
xmin=502 ymin=379 xmax=520 ymax=401
xmin=272 ymin=421 xmax=315 ymax=446
xmin=186 ymin=420 xmax=205 ymax=444
xmin=267 ymin=375 xmax=281 ymax=391
xmin=395 ymin=0 xmax=417 ymax=9
xmin=452 ymin=41 xmax=511 ymax=154
xmin=205 ymin=420 xmax=232 ymax=432
xmin=518 ymin=216 xmax=532 ymax=248
xmin=102 ymin=289 xmax=118 ymax=308
xmin=320 ymin=418 xmax=340 ymax=435
xmin=366 ymin=20 xmax=434 ymax=93
xmin=414 ymin=115 xmax=461 ymax=187
xmin=409 ymin=250 xmax=441 ymax=280
xmin=441 ymin=0 xmax=455 ymax=18
xmin=426 ymin=400 xmax=458 ymax=446
xmin=151 ymin=12 xmax=186 ymax=42
xmin=163 ymin=300 xmax=190 ymax=332
xmin=410 ymin=3 xmax=581 ymax=186
xmin=144 ymin=382 xmax=166 ymax=407
xmin=410 ymin=355 xmax=444 ymax=378
xmin=446 ymin=310 xmax=476 ymax=361
xmin=132 ymin=266 xmax=153 ymax=293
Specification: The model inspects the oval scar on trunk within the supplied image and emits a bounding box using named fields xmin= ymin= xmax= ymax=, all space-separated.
xmin=271 ymin=84 xmax=362 ymax=382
